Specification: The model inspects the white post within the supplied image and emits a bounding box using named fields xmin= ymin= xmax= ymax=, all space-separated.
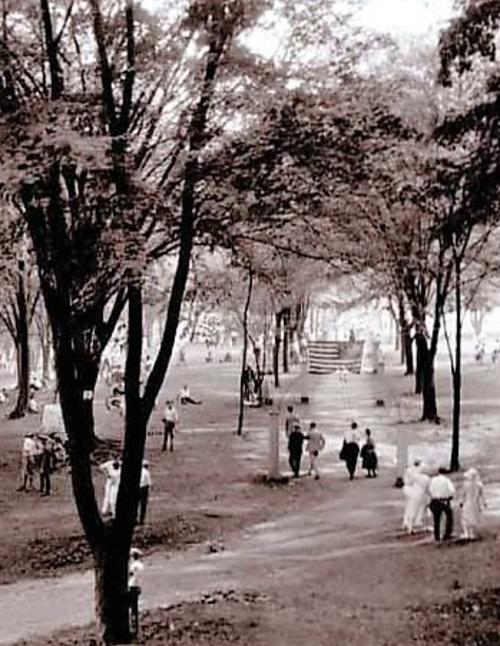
xmin=268 ymin=409 xmax=280 ymax=479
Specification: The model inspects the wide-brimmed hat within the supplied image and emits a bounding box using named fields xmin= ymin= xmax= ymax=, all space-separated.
xmin=130 ymin=547 xmax=142 ymax=557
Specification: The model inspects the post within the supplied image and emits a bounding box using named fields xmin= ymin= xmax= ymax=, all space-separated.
xmin=268 ymin=408 xmax=280 ymax=480
xmin=395 ymin=426 xmax=409 ymax=487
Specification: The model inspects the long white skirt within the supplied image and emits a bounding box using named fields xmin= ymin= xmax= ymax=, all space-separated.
xmin=403 ymin=485 xmax=428 ymax=532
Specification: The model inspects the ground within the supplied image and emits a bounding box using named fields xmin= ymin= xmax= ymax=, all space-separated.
xmin=1 ymin=351 xmax=500 ymax=645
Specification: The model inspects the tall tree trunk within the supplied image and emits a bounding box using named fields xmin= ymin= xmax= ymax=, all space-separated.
xmin=398 ymin=296 xmax=413 ymax=375
xmin=94 ymin=281 xmax=146 ymax=644
xmin=237 ymin=270 xmax=253 ymax=436
xmin=282 ymin=308 xmax=289 ymax=374
xmin=94 ymin=537 xmax=130 ymax=644
xmin=273 ymin=310 xmax=282 ymax=388
xmin=416 ymin=332 xmax=438 ymax=422
xmin=450 ymin=262 xmax=461 ymax=472
xmin=403 ymin=331 xmax=414 ymax=376
xmin=10 ymin=259 xmax=30 ymax=419
xmin=414 ymin=335 xmax=423 ymax=394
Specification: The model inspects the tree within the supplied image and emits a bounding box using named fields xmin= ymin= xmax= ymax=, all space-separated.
xmin=0 ymin=222 xmax=39 ymax=418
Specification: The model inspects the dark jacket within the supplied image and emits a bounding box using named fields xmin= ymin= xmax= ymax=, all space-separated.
xmin=288 ymin=429 xmax=305 ymax=453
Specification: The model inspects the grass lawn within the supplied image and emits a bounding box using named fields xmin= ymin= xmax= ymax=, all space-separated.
xmin=0 ymin=360 xmax=310 ymax=585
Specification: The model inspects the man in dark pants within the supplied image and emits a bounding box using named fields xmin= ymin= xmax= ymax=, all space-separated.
xmin=429 ymin=468 xmax=456 ymax=541
xmin=39 ymin=435 xmax=54 ymax=497
xmin=288 ymin=424 xmax=305 ymax=478
xmin=161 ymin=400 xmax=179 ymax=452
xmin=137 ymin=461 xmax=151 ymax=525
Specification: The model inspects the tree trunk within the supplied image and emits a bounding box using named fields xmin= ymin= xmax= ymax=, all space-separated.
xmin=397 ymin=296 xmax=413 ymax=375
xmin=94 ymin=539 xmax=131 ymax=644
xmin=416 ymin=332 xmax=438 ymax=422
xmin=414 ymin=335 xmax=423 ymax=395
xmin=237 ymin=270 xmax=253 ymax=436
xmin=10 ymin=260 xmax=30 ymax=419
xmin=450 ymin=263 xmax=461 ymax=472
xmin=273 ymin=311 xmax=282 ymax=388
xmin=403 ymin=331 xmax=414 ymax=376
xmin=282 ymin=308 xmax=289 ymax=374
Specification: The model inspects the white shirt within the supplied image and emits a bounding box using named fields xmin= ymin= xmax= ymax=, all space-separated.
xmin=128 ymin=558 xmax=144 ymax=588
xmin=180 ymin=387 xmax=190 ymax=398
xmin=429 ymin=474 xmax=455 ymax=499
xmin=162 ymin=405 xmax=179 ymax=423
xmin=140 ymin=466 xmax=152 ymax=488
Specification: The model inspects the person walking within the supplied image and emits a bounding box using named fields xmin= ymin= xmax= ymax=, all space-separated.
xmin=360 ymin=428 xmax=378 ymax=478
xmin=339 ymin=422 xmax=360 ymax=480
xmin=100 ymin=458 xmax=121 ymax=518
xmin=137 ymin=460 xmax=152 ymax=525
xmin=429 ymin=468 xmax=456 ymax=541
xmin=288 ymin=424 xmax=305 ymax=478
xmin=39 ymin=435 xmax=54 ymax=496
xmin=305 ymin=422 xmax=326 ymax=479
xmin=402 ymin=460 xmax=431 ymax=534
xmin=161 ymin=400 xmax=179 ymax=452
xmin=459 ymin=468 xmax=486 ymax=540
xmin=284 ymin=405 xmax=300 ymax=439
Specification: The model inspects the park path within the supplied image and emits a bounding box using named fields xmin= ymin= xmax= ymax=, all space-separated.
xmin=1 ymin=366 xmax=498 ymax=644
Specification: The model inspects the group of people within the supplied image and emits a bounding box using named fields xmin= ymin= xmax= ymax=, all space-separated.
xmin=339 ymin=422 xmax=378 ymax=480
xmin=99 ymin=457 xmax=152 ymax=524
xmin=284 ymin=406 xmax=326 ymax=479
xmin=18 ymin=430 xmax=67 ymax=495
xmin=403 ymin=461 xmax=487 ymax=541
xmin=284 ymin=410 xmax=379 ymax=481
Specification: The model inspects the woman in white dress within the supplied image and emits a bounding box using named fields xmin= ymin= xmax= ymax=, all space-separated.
xmin=100 ymin=458 xmax=121 ymax=518
xmin=459 ymin=468 xmax=486 ymax=540
xmin=403 ymin=460 xmax=431 ymax=534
